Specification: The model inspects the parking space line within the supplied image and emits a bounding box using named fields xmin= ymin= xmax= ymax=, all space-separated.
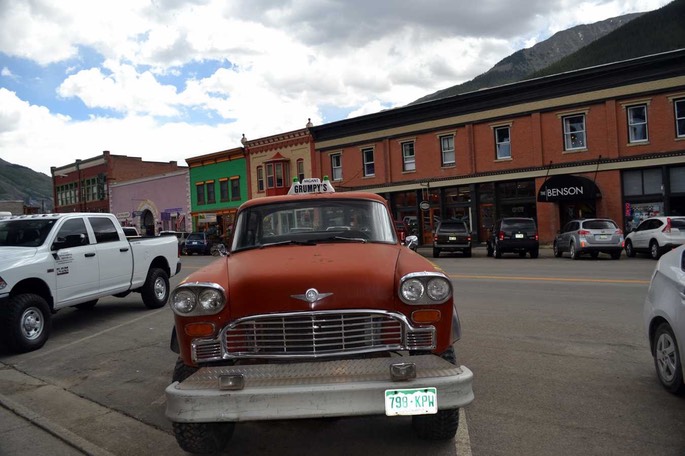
xmin=456 ymin=408 xmax=472 ymax=456
xmin=22 ymin=308 xmax=168 ymax=361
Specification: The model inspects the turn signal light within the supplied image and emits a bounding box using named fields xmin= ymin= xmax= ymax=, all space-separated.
xmin=412 ymin=309 xmax=441 ymax=324
xmin=184 ymin=323 xmax=215 ymax=337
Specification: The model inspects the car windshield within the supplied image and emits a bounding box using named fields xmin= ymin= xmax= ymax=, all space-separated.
xmin=0 ymin=219 xmax=56 ymax=247
xmin=231 ymin=199 xmax=396 ymax=251
xmin=583 ymin=220 xmax=617 ymax=230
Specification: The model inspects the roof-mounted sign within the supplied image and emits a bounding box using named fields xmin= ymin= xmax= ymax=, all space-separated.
xmin=288 ymin=177 xmax=336 ymax=195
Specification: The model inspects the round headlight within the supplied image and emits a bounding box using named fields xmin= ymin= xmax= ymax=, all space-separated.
xmin=401 ymin=278 xmax=425 ymax=302
xmin=426 ymin=277 xmax=451 ymax=302
xmin=172 ymin=289 xmax=196 ymax=314
xmin=199 ymin=289 xmax=224 ymax=312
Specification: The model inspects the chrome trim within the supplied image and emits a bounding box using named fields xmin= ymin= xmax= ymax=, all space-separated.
xmin=191 ymin=310 xmax=436 ymax=362
xmin=398 ymin=271 xmax=452 ymax=305
xmin=170 ymin=282 xmax=226 ymax=316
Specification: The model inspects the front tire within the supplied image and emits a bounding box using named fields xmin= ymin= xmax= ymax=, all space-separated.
xmin=553 ymin=242 xmax=562 ymax=258
xmin=0 ymin=294 xmax=51 ymax=353
xmin=650 ymin=240 xmax=662 ymax=260
xmin=494 ymin=242 xmax=502 ymax=259
xmin=570 ymin=242 xmax=579 ymax=260
xmin=625 ymin=240 xmax=636 ymax=257
xmin=172 ymin=422 xmax=235 ymax=455
xmin=412 ymin=346 xmax=460 ymax=440
xmin=653 ymin=322 xmax=685 ymax=395
xmin=141 ymin=268 xmax=170 ymax=309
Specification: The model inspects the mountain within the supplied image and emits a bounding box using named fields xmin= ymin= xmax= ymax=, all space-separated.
xmin=533 ymin=0 xmax=685 ymax=78
xmin=413 ymin=0 xmax=684 ymax=104
xmin=0 ymin=158 xmax=54 ymax=211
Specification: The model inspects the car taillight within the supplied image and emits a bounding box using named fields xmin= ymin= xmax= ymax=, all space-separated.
xmin=467 ymin=235 xmax=472 ymax=241
xmin=663 ymin=217 xmax=672 ymax=233
xmin=498 ymin=231 xmax=504 ymax=240
xmin=534 ymin=233 xmax=539 ymax=241
xmin=434 ymin=234 xmax=438 ymax=241
xmin=578 ymin=229 xmax=591 ymax=236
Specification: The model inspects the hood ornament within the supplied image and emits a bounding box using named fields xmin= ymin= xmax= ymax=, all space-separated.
xmin=291 ymin=288 xmax=333 ymax=304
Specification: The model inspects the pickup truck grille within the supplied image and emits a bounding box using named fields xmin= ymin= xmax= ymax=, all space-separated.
xmin=191 ymin=310 xmax=435 ymax=363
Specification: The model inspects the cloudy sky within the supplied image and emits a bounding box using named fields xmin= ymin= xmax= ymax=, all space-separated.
xmin=0 ymin=0 xmax=673 ymax=176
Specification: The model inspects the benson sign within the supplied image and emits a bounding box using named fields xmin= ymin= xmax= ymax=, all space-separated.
xmin=537 ymin=175 xmax=601 ymax=202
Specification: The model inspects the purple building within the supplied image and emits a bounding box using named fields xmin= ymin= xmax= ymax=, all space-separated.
xmin=109 ymin=170 xmax=190 ymax=235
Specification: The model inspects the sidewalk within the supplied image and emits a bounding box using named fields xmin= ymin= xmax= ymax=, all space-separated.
xmin=0 ymin=364 xmax=182 ymax=456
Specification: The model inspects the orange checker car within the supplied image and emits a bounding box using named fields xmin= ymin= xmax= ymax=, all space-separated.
xmin=165 ymin=177 xmax=474 ymax=454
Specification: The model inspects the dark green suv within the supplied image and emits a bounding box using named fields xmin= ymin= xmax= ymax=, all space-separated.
xmin=486 ymin=218 xmax=539 ymax=258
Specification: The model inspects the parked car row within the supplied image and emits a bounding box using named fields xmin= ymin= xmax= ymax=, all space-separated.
xmin=417 ymin=215 xmax=685 ymax=261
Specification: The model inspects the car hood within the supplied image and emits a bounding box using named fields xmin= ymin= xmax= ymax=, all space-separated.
xmin=0 ymin=248 xmax=39 ymax=272
xmin=225 ymin=243 xmax=400 ymax=318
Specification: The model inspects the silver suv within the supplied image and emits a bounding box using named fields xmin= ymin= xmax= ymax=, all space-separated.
xmin=553 ymin=218 xmax=624 ymax=260
xmin=625 ymin=216 xmax=685 ymax=260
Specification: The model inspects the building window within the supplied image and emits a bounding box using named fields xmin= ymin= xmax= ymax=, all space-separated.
xmin=231 ymin=177 xmax=241 ymax=201
xmin=440 ymin=135 xmax=455 ymax=166
xmin=622 ymin=168 xmax=662 ymax=196
xmin=196 ymin=183 xmax=205 ymax=205
xmin=220 ymin=179 xmax=229 ymax=202
xmin=297 ymin=159 xmax=304 ymax=182
xmin=494 ymin=127 xmax=510 ymax=160
xmin=257 ymin=166 xmax=264 ymax=192
xmin=331 ymin=153 xmax=342 ymax=181
xmin=362 ymin=148 xmax=375 ymax=177
xmin=401 ymin=142 xmax=415 ymax=172
xmin=206 ymin=181 xmax=216 ymax=204
xmin=275 ymin=163 xmax=284 ymax=187
xmin=266 ymin=163 xmax=274 ymax=188
xmin=563 ymin=114 xmax=586 ymax=150
xmin=628 ymin=105 xmax=648 ymax=143
xmin=676 ymin=99 xmax=685 ymax=138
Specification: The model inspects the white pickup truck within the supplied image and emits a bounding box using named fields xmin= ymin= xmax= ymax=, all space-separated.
xmin=0 ymin=212 xmax=181 ymax=353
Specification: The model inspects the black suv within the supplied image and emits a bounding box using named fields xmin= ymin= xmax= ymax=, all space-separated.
xmin=487 ymin=217 xmax=539 ymax=258
xmin=433 ymin=220 xmax=471 ymax=258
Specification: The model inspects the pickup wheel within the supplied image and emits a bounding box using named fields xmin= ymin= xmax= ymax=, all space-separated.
xmin=0 ymin=294 xmax=51 ymax=353
xmin=141 ymin=268 xmax=169 ymax=309
xmin=172 ymin=422 xmax=235 ymax=455
xmin=412 ymin=346 xmax=460 ymax=440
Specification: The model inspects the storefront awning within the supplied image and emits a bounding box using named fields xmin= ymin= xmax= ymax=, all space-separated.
xmin=537 ymin=175 xmax=601 ymax=202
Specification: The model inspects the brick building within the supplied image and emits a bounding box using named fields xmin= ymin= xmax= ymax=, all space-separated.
xmin=310 ymin=49 xmax=685 ymax=245
xmin=51 ymin=151 xmax=185 ymax=215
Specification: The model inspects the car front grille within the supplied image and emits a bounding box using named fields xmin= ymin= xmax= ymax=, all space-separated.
xmin=191 ymin=310 xmax=435 ymax=363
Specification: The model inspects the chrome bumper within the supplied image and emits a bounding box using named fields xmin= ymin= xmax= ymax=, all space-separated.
xmin=165 ymin=355 xmax=473 ymax=423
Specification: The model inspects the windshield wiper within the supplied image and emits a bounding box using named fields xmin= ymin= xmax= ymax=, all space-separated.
xmin=323 ymin=236 xmax=368 ymax=243
xmin=259 ymin=240 xmax=317 ymax=248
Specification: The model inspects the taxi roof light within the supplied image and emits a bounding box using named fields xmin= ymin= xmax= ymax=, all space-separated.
xmin=287 ymin=177 xmax=335 ymax=195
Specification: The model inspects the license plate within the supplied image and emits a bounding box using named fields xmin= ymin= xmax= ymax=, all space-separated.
xmin=597 ymin=234 xmax=608 ymax=240
xmin=515 ymin=233 xmax=524 ymax=239
xmin=385 ymin=387 xmax=437 ymax=416
xmin=449 ymin=236 xmax=457 ymax=241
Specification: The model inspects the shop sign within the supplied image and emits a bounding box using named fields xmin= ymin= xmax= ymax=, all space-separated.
xmin=537 ymin=175 xmax=601 ymax=202
xmin=419 ymin=201 xmax=430 ymax=210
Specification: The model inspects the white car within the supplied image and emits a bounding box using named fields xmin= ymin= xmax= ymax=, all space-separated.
xmin=625 ymin=216 xmax=685 ymax=260
xmin=644 ymin=244 xmax=685 ymax=394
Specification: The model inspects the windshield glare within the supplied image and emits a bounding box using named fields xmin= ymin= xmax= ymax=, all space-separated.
xmin=0 ymin=219 xmax=56 ymax=247
xmin=231 ymin=199 xmax=397 ymax=251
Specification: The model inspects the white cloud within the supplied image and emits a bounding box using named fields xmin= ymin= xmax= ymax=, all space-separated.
xmin=0 ymin=0 xmax=674 ymax=176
